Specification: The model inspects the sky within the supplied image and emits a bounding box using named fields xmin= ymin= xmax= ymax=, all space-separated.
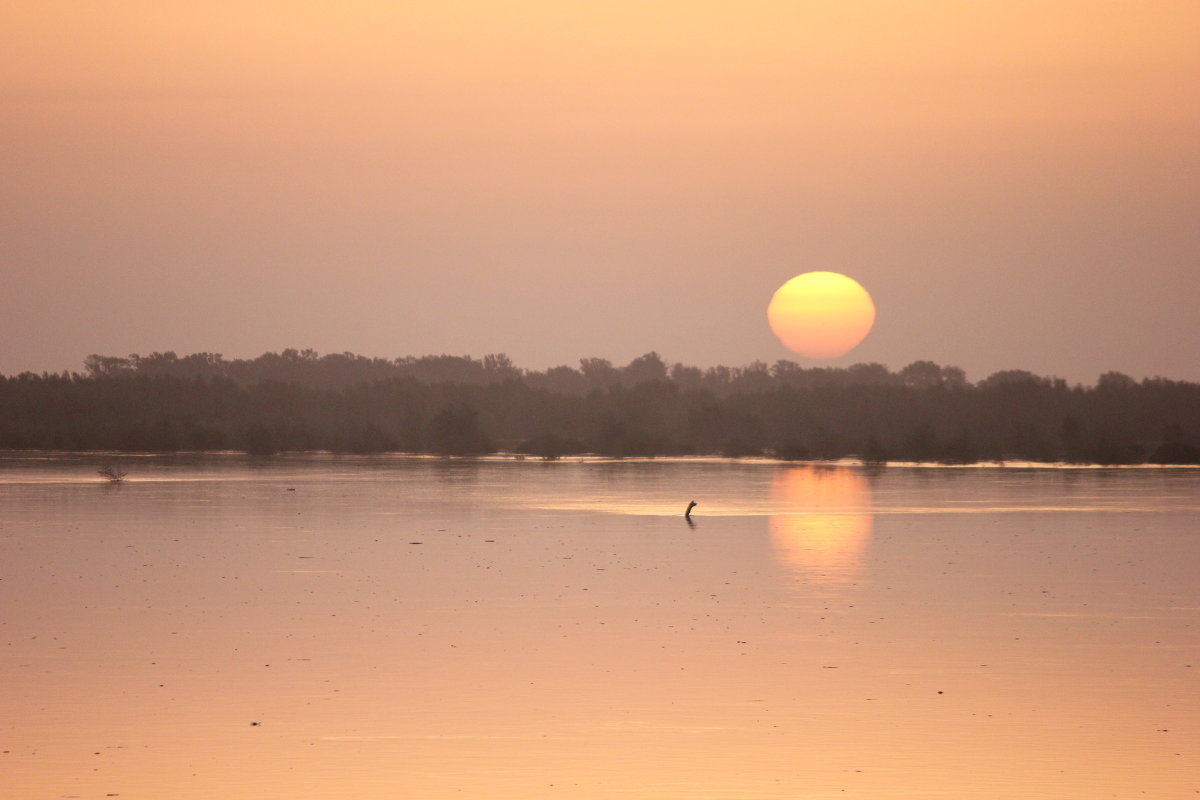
xmin=3 ymin=1 xmax=1198 ymax=384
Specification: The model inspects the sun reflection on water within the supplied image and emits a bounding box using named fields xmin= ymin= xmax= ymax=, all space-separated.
xmin=768 ymin=465 xmax=873 ymax=586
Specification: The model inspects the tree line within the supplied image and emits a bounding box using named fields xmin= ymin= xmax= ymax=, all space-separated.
xmin=1 ymin=349 xmax=1198 ymax=464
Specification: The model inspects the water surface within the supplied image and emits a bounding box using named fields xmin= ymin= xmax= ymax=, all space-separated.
xmin=1 ymin=455 xmax=1197 ymax=798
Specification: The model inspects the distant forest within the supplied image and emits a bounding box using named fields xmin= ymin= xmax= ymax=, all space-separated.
xmin=2 ymin=349 xmax=1198 ymax=464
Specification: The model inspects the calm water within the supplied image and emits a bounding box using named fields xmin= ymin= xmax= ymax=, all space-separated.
xmin=1 ymin=454 xmax=1197 ymax=799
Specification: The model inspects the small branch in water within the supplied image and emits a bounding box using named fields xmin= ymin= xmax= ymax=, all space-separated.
xmin=98 ymin=465 xmax=128 ymax=482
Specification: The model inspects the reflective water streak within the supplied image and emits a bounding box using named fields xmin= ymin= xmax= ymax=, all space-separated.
xmin=768 ymin=465 xmax=873 ymax=588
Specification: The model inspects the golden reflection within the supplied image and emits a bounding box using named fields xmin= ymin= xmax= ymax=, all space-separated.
xmin=769 ymin=465 xmax=872 ymax=584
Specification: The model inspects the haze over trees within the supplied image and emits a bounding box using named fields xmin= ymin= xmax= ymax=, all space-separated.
xmin=1 ymin=349 xmax=1197 ymax=464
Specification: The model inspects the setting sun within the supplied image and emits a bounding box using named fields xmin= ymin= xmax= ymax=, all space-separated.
xmin=767 ymin=272 xmax=876 ymax=359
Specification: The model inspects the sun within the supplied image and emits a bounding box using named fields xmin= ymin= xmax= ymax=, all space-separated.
xmin=767 ymin=272 xmax=876 ymax=359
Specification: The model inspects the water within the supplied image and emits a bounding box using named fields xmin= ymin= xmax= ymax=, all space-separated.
xmin=1 ymin=454 xmax=1197 ymax=799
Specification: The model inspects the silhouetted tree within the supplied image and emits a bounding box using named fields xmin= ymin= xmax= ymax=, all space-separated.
xmin=901 ymin=360 xmax=945 ymax=390
xmin=243 ymin=422 xmax=278 ymax=456
xmin=430 ymin=404 xmax=491 ymax=456
xmin=940 ymin=429 xmax=979 ymax=464
xmin=904 ymin=424 xmax=940 ymax=463
xmin=579 ymin=357 xmax=619 ymax=389
xmin=774 ymin=441 xmax=810 ymax=461
xmin=1 ymin=350 xmax=1197 ymax=464
xmin=1059 ymin=416 xmax=1086 ymax=463
xmin=861 ymin=433 xmax=888 ymax=465
xmin=1149 ymin=424 xmax=1200 ymax=464
xmin=623 ymin=352 xmax=668 ymax=385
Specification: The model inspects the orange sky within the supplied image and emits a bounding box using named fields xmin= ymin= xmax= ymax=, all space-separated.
xmin=3 ymin=1 xmax=1198 ymax=381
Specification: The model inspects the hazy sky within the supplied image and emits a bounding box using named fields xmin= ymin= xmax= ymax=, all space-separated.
xmin=4 ymin=1 xmax=1198 ymax=383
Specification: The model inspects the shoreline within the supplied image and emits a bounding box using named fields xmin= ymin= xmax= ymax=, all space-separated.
xmin=2 ymin=449 xmax=1198 ymax=471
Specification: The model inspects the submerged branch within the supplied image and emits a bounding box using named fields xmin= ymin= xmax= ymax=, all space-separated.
xmin=98 ymin=465 xmax=128 ymax=482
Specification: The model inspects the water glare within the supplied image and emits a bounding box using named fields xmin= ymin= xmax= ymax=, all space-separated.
xmin=769 ymin=465 xmax=873 ymax=588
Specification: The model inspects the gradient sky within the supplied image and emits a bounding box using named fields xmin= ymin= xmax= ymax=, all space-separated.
xmin=4 ymin=1 xmax=1198 ymax=383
